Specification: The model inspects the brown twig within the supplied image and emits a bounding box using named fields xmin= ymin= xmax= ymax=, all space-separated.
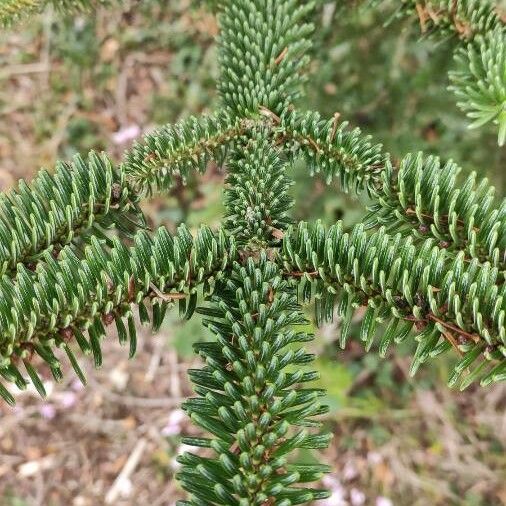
xmin=274 ymin=46 xmax=288 ymax=65
xmin=440 ymin=329 xmax=464 ymax=356
xmin=286 ymin=270 xmax=318 ymax=278
xmin=259 ymin=106 xmax=281 ymax=125
xmin=149 ymin=283 xmax=186 ymax=301
xmin=427 ymin=314 xmax=480 ymax=343
xmin=329 ymin=112 xmax=341 ymax=142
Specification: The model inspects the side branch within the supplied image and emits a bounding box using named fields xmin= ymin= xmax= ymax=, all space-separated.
xmin=395 ymin=1 xmax=506 ymax=143
xmin=280 ymin=221 xmax=506 ymax=389
xmin=364 ymin=153 xmax=506 ymax=276
xmin=277 ymin=110 xmax=387 ymax=195
xmin=400 ymin=0 xmax=500 ymax=40
xmin=1 ymin=0 xmax=113 ymax=26
xmin=275 ymin=110 xmax=505 ymax=272
xmin=1 ymin=0 xmax=49 ymax=26
xmin=123 ymin=113 xmax=257 ymax=195
xmin=0 ymin=225 xmax=236 ymax=404
xmin=0 ymin=151 xmax=143 ymax=278
xmin=449 ymin=28 xmax=506 ymax=145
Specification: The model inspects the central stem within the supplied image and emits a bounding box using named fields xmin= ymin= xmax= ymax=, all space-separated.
xmin=178 ymin=257 xmax=330 ymax=504
xmin=223 ymin=132 xmax=294 ymax=248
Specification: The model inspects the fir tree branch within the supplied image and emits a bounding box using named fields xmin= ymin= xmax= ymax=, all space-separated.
xmin=178 ymin=256 xmax=331 ymax=504
xmin=399 ymin=0 xmax=501 ymax=40
xmin=217 ymin=0 xmax=315 ymax=117
xmin=364 ymin=152 xmax=506 ymax=276
xmin=0 ymin=225 xmax=236 ymax=404
xmin=0 ymin=1 xmax=504 ymax=502
xmin=281 ymin=221 xmax=506 ymax=389
xmin=0 ymin=151 xmax=144 ymax=278
xmin=0 ymin=0 xmax=113 ymax=26
xmin=0 ymin=0 xmax=42 ymax=25
xmin=224 ymin=131 xmax=294 ymax=246
xmin=393 ymin=0 xmax=506 ymax=144
xmin=449 ymin=28 xmax=506 ymax=145
xmin=123 ymin=113 xmax=255 ymax=196
xmin=0 ymin=112 xmax=250 ymax=276
xmin=275 ymin=111 xmax=505 ymax=271
xmin=276 ymin=110 xmax=387 ymax=196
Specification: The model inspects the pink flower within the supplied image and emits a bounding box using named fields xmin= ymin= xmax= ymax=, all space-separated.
xmin=350 ymin=488 xmax=366 ymax=505
xmin=376 ymin=497 xmax=393 ymax=506
xmin=59 ymin=391 xmax=77 ymax=408
xmin=367 ymin=451 xmax=383 ymax=466
xmin=39 ymin=403 xmax=56 ymax=419
xmin=321 ymin=475 xmax=347 ymax=506
xmin=161 ymin=409 xmax=186 ymax=437
xmin=112 ymin=125 xmax=141 ymax=145
xmin=71 ymin=378 xmax=85 ymax=391
xmin=343 ymin=461 xmax=358 ymax=481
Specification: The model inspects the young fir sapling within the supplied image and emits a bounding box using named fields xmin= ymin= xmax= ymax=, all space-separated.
xmin=0 ymin=1 xmax=505 ymax=504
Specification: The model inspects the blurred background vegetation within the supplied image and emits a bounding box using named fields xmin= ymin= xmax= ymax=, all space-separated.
xmin=0 ymin=1 xmax=504 ymax=505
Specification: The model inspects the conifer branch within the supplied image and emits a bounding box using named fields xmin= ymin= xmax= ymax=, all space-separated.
xmin=224 ymin=131 xmax=293 ymax=246
xmin=281 ymin=221 xmax=506 ymax=389
xmin=394 ymin=0 xmax=506 ymax=144
xmin=217 ymin=0 xmax=315 ymax=117
xmin=1 ymin=1 xmax=504 ymax=502
xmin=0 ymin=0 xmax=42 ymax=25
xmin=0 ymin=151 xmax=144 ymax=278
xmin=449 ymin=28 xmax=506 ymax=146
xmin=277 ymin=110 xmax=387 ymax=195
xmin=0 ymin=225 xmax=236 ymax=404
xmin=364 ymin=153 xmax=506 ymax=275
xmin=275 ymin=112 xmax=505 ymax=272
xmin=178 ymin=256 xmax=331 ymax=504
xmin=0 ymin=0 xmax=112 ymax=26
xmin=400 ymin=0 xmax=501 ymax=40
xmin=123 ymin=113 xmax=255 ymax=196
